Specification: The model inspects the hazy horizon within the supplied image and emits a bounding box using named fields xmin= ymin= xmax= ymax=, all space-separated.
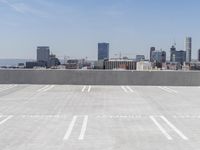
xmin=1 ymin=0 xmax=200 ymax=60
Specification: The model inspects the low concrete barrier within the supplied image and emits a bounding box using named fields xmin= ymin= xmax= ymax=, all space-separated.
xmin=0 ymin=69 xmax=199 ymax=86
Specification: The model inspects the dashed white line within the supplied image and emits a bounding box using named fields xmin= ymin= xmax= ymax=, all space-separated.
xmin=0 ymin=115 xmax=13 ymax=126
xmin=79 ymin=115 xmax=88 ymax=140
xmin=63 ymin=116 xmax=77 ymax=140
xmin=160 ymin=116 xmax=188 ymax=140
xmin=150 ymin=116 xmax=173 ymax=140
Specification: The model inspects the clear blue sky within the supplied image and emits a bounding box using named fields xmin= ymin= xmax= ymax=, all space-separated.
xmin=0 ymin=0 xmax=200 ymax=60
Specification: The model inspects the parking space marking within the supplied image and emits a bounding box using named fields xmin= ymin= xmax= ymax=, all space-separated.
xmin=37 ymin=85 xmax=55 ymax=92
xmin=160 ymin=116 xmax=188 ymax=140
xmin=0 ymin=115 xmax=13 ymax=126
xmin=0 ymin=85 xmax=17 ymax=92
xmin=150 ymin=116 xmax=173 ymax=140
xmin=63 ymin=116 xmax=78 ymax=140
xmin=121 ymin=86 xmax=128 ymax=93
xmin=37 ymin=85 xmax=50 ymax=92
xmin=126 ymin=86 xmax=135 ymax=93
xmin=42 ymin=85 xmax=55 ymax=92
xmin=79 ymin=115 xmax=88 ymax=140
xmin=158 ymin=86 xmax=177 ymax=94
xmin=82 ymin=86 xmax=86 ymax=92
xmin=121 ymin=86 xmax=135 ymax=93
xmin=88 ymin=86 xmax=91 ymax=92
xmin=82 ymin=86 xmax=91 ymax=92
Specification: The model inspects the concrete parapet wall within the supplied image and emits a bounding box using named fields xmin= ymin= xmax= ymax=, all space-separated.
xmin=0 ymin=69 xmax=200 ymax=86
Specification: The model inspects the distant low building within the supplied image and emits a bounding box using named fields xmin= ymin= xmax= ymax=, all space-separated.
xmin=26 ymin=61 xmax=39 ymax=69
xmin=162 ymin=62 xmax=181 ymax=70
xmin=136 ymin=55 xmax=145 ymax=62
xmin=65 ymin=59 xmax=88 ymax=69
xmin=104 ymin=59 xmax=136 ymax=70
xmin=190 ymin=62 xmax=200 ymax=70
xmin=94 ymin=60 xmax=104 ymax=69
xmin=136 ymin=61 xmax=152 ymax=71
xmin=48 ymin=54 xmax=60 ymax=68
xmin=18 ymin=63 xmax=25 ymax=68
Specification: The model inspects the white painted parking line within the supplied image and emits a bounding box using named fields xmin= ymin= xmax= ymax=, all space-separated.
xmin=88 ymin=86 xmax=91 ymax=92
xmin=0 ymin=85 xmax=17 ymax=92
xmin=0 ymin=115 xmax=13 ymax=126
xmin=121 ymin=86 xmax=135 ymax=93
xmin=79 ymin=115 xmax=88 ymax=140
xmin=126 ymin=86 xmax=134 ymax=93
xmin=37 ymin=85 xmax=55 ymax=92
xmin=42 ymin=85 xmax=55 ymax=92
xmin=63 ymin=116 xmax=77 ymax=140
xmin=37 ymin=85 xmax=49 ymax=92
xmin=121 ymin=86 xmax=128 ymax=93
xmin=82 ymin=86 xmax=91 ymax=92
xmin=150 ymin=116 xmax=173 ymax=140
xmin=158 ymin=86 xmax=177 ymax=94
xmin=0 ymin=85 xmax=12 ymax=90
xmin=82 ymin=86 xmax=86 ymax=92
xmin=163 ymin=87 xmax=178 ymax=93
xmin=160 ymin=116 xmax=188 ymax=140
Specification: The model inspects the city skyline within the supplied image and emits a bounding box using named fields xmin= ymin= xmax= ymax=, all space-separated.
xmin=1 ymin=0 xmax=200 ymax=59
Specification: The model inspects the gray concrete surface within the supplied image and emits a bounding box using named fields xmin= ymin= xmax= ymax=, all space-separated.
xmin=0 ymin=69 xmax=200 ymax=86
xmin=0 ymin=84 xmax=200 ymax=149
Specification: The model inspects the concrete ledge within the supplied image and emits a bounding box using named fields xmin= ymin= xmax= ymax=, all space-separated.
xmin=0 ymin=69 xmax=200 ymax=86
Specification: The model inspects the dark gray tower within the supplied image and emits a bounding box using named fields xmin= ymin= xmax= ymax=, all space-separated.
xmin=170 ymin=45 xmax=176 ymax=62
xmin=37 ymin=46 xmax=50 ymax=62
xmin=185 ymin=37 xmax=192 ymax=62
xmin=98 ymin=43 xmax=109 ymax=61
xmin=150 ymin=47 xmax=156 ymax=62
xmin=198 ymin=49 xmax=200 ymax=62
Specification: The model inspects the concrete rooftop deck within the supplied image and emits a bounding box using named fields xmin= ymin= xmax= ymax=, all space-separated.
xmin=0 ymin=84 xmax=200 ymax=150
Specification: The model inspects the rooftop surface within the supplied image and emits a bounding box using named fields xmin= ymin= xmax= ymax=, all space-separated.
xmin=0 ymin=84 xmax=200 ymax=150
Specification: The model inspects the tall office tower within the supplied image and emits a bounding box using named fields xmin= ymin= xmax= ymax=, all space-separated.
xmin=37 ymin=46 xmax=50 ymax=62
xmin=150 ymin=47 xmax=156 ymax=62
xmin=170 ymin=45 xmax=176 ymax=62
xmin=98 ymin=43 xmax=109 ymax=60
xmin=185 ymin=37 xmax=192 ymax=62
xmin=151 ymin=50 xmax=166 ymax=63
xmin=198 ymin=49 xmax=200 ymax=61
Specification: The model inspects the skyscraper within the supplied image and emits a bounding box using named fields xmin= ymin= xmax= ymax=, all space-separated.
xmin=98 ymin=43 xmax=109 ymax=61
xmin=185 ymin=37 xmax=192 ymax=62
xmin=170 ymin=45 xmax=186 ymax=65
xmin=198 ymin=49 xmax=200 ymax=62
xmin=150 ymin=47 xmax=155 ymax=62
xmin=170 ymin=45 xmax=176 ymax=62
xmin=37 ymin=46 xmax=50 ymax=63
xmin=151 ymin=50 xmax=166 ymax=63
